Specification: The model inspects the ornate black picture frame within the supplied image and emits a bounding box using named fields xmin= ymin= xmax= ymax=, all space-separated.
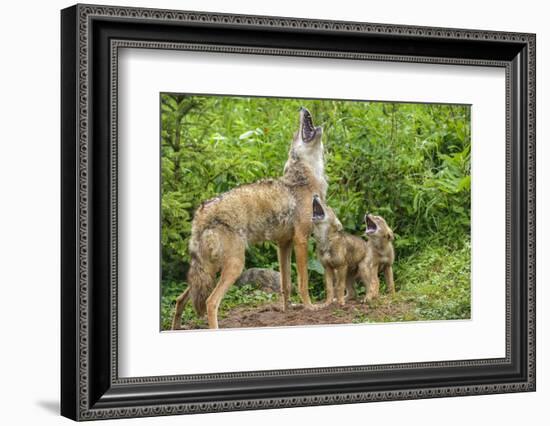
xmin=61 ymin=3 xmax=536 ymax=421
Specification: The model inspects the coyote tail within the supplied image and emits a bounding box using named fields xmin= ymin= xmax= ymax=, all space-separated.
xmin=187 ymin=228 xmax=221 ymax=316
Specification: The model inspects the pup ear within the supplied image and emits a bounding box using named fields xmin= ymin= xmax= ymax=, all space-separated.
xmin=334 ymin=217 xmax=344 ymax=232
xmin=387 ymin=229 xmax=395 ymax=241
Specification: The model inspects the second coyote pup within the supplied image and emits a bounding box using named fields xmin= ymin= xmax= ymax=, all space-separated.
xmin=172 ymin=108 xmax=327 ymax=329
xmin=363 ymin=213 xmax=395 ymax=301
xmin=312 ymin=205 xmax=395 ymax=305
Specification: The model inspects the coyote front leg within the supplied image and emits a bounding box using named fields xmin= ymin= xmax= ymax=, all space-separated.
xmin=323 ymin=267 xmax=336 ymax=307
xmin=365 ymin=270 xmax=380 ymax=303
xmin=384 ymin=265 xmax=395 ymax=296
xmin=335 ymin=265 xmax=348 ymax=306
xmin=277 ymin=240 xmax=293 ymax=311
xmin=294 ymin=235 xmax=314 ymax=309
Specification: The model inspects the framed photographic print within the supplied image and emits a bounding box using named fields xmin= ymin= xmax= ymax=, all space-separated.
xmin=61 ymin=3 xmax=536 ymax=421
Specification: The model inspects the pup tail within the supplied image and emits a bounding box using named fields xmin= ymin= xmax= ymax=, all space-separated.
xmin=187 ymin=228 xmax=221 ymax=316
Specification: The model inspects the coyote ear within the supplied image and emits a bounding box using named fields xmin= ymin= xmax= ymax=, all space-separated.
xmin=387 ymin=229 xmax=395 ymax=241
xmin=334 ymin=217 xmax=343 ymax=231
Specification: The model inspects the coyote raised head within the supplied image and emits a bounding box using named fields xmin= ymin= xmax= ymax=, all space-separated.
xmin=172 ymin=108 xmax=327 ymax=329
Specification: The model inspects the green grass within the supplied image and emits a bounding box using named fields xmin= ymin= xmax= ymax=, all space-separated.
xmin=390 ymin=238 xmax=471 ymax=321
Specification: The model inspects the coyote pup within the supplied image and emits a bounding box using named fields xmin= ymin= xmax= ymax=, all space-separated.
xmin=312 ymin=204 xmax=395 ymax=305
xmin=363 ymin=213 xmax=395 ymax=301
xmin=172 ymin=108 xmax=327 ymax=329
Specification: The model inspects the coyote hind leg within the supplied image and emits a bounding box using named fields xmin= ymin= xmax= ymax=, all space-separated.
xmin=206 ymin=252 xmax=245 ymax=329
xmin=171 ymin=287 xmax=191 ymax=330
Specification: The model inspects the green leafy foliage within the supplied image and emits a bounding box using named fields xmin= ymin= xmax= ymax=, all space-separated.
xmin=160 ymin=94 xmax=471 ymax=329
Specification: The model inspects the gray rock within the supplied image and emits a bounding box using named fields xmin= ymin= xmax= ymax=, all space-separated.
xmin=236 ymin=268 xmax=281 ymax=292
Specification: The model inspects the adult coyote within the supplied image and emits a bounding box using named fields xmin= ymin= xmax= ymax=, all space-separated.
xmin=172 ymin=108 xmax=327 ymax=329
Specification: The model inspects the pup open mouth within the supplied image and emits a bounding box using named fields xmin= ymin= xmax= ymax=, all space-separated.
xmin=300 ymin=107 xmax=318 ymax=143
xmin=365 ymin=214 xmax=378 ymax=235
xmin=312 ymin=196 xmax=325 ymax=222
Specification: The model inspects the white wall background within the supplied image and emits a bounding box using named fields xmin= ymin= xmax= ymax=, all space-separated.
xmin=0 ymin=0 xmax=546 ymax=424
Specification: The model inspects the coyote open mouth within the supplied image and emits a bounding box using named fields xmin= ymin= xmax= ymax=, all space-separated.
xmin=365 ymin=214 xmax=378 ymax=234
xmin=300 ymin=107 xmax=318 ymax=143
xmin=312 ymin=196 xmax=325 ymax=222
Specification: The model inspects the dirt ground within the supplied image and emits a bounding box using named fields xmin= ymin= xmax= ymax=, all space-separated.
xmin=179 ymin=297 xmax=415 ymax=330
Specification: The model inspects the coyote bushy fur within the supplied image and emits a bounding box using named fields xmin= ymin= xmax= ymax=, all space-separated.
xmin=172 ymin=108 xmax=327 ymax=329
xmin=312 ymin=204 xmax=395 ymax=305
